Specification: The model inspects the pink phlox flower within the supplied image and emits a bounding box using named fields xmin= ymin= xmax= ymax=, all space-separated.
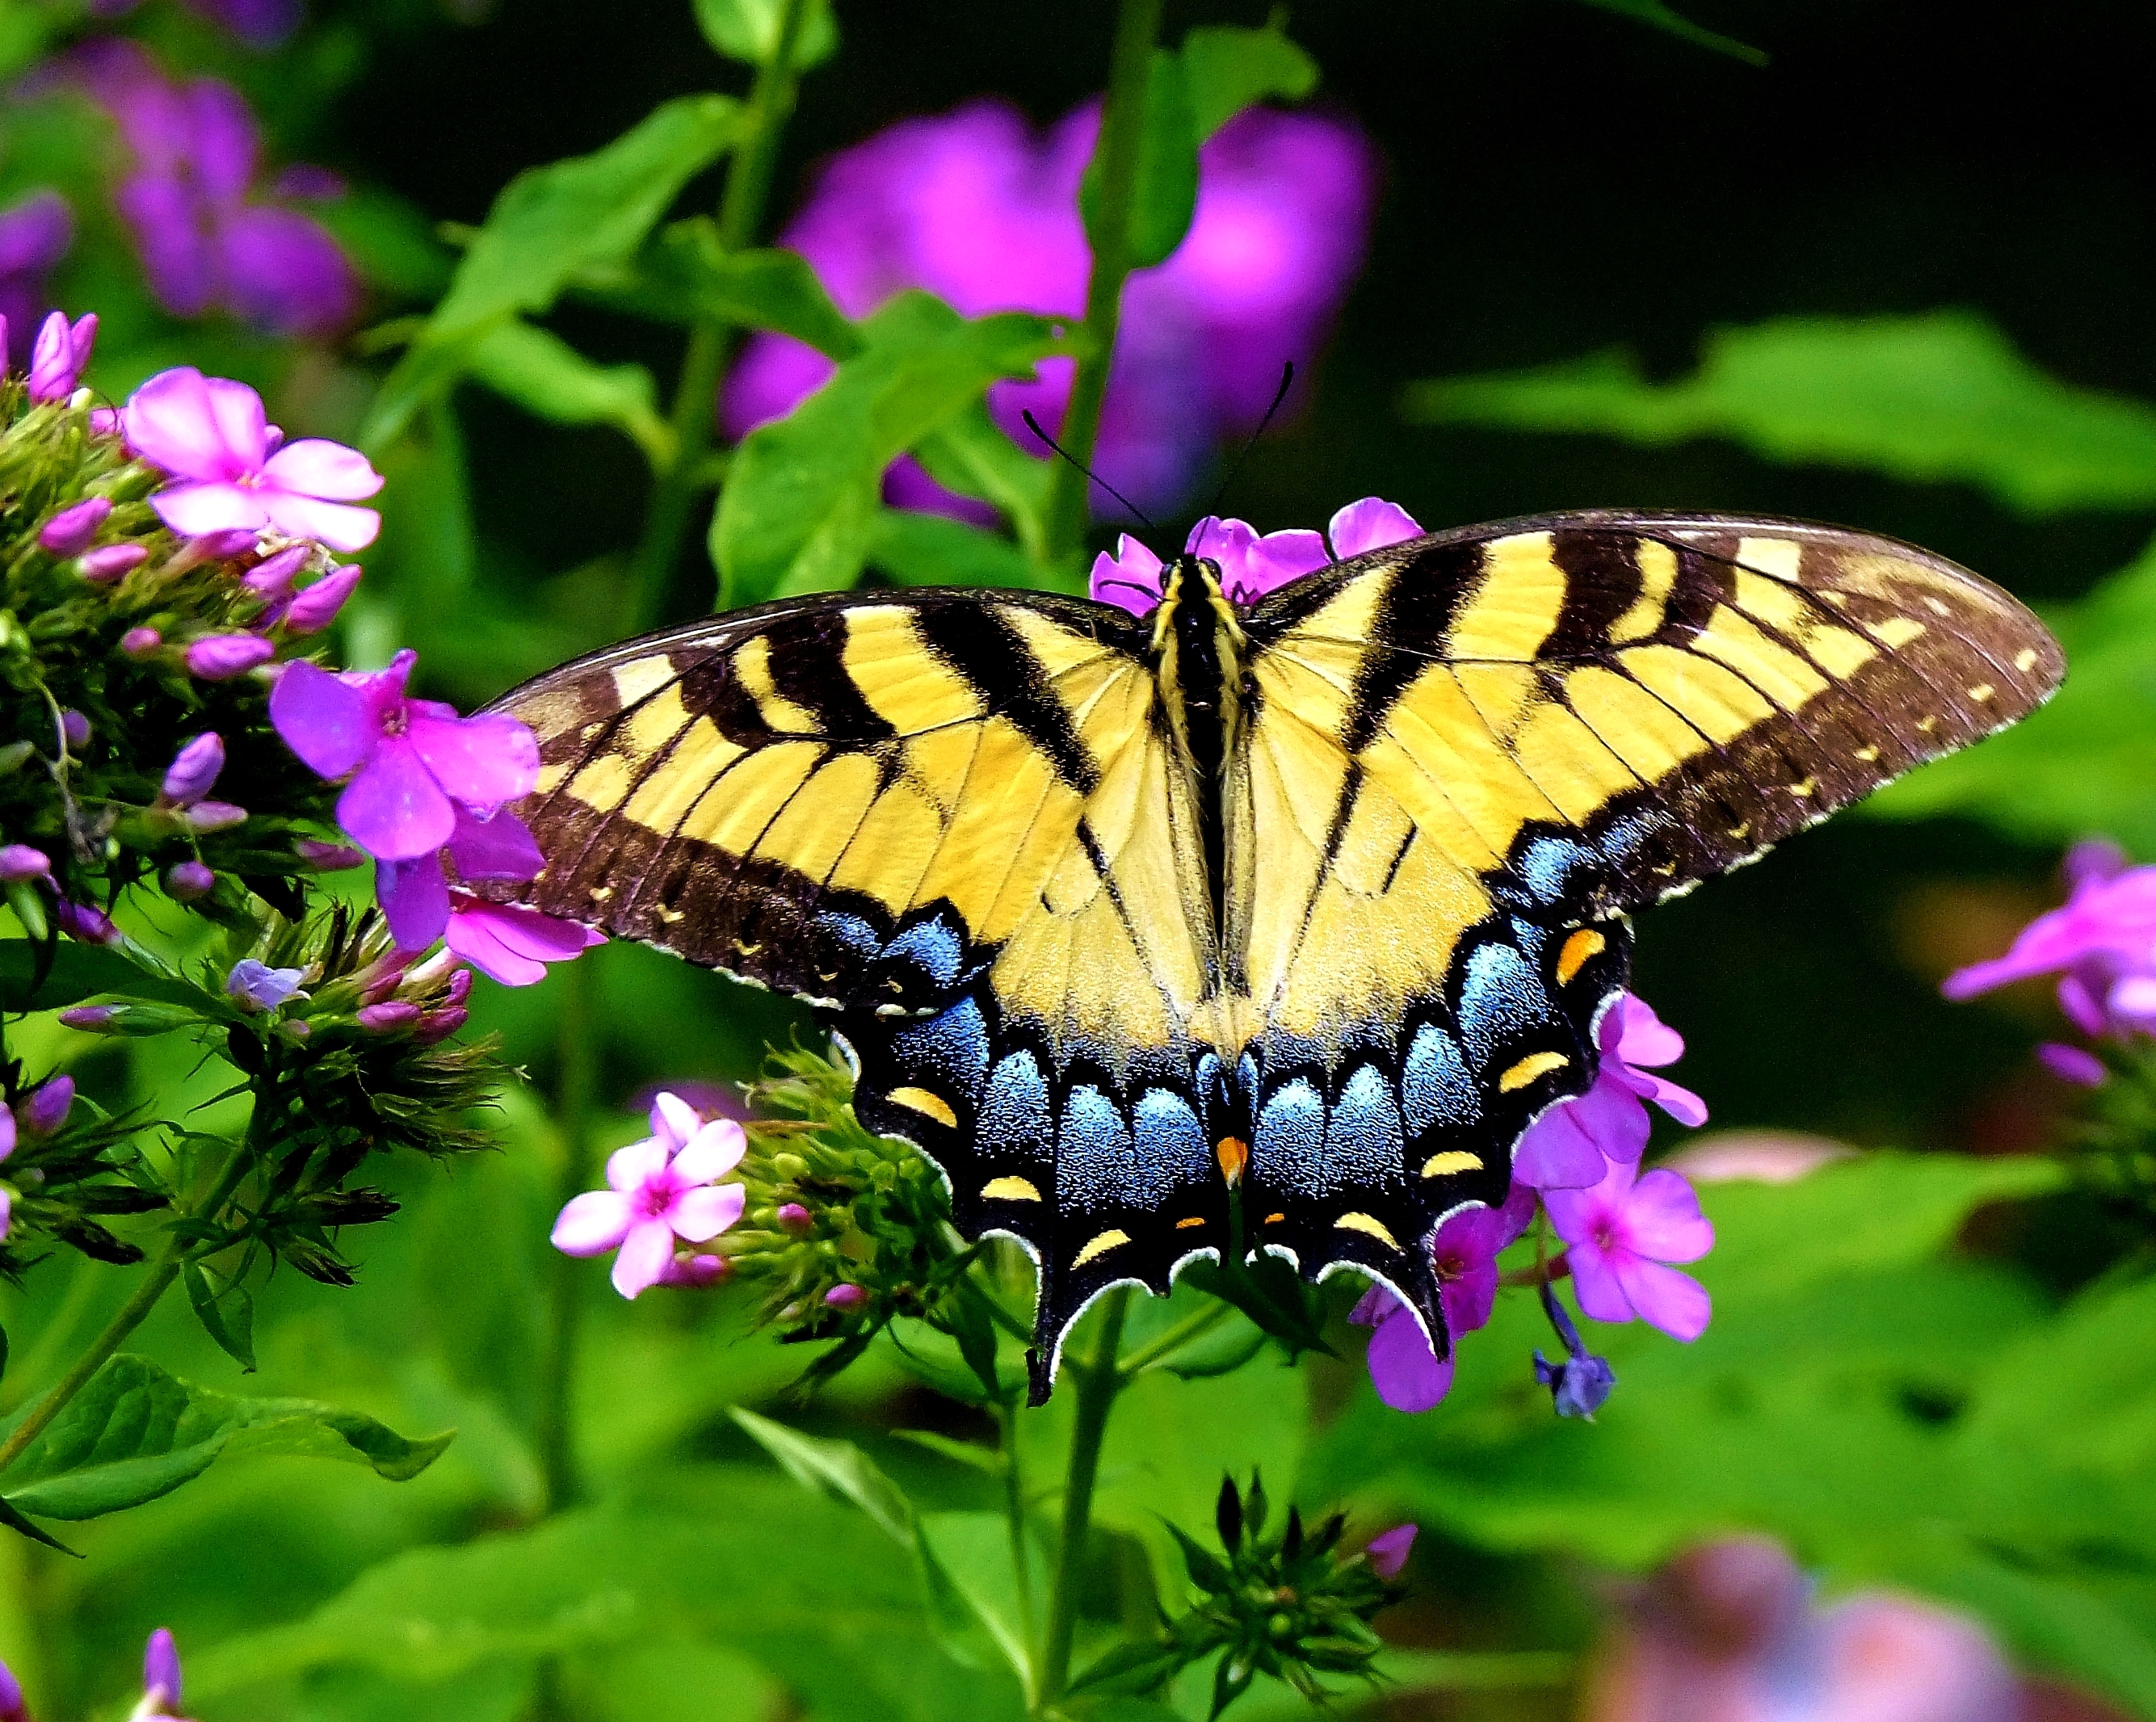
xmin=27 ymin=309 xmax=96 ymax=401
xmin=376 ymin=803 xmax=545 ymax=950
xmin=1351 ymin=1183 xmax=1535 ymax=1413
xmin=1087 ymin=497 xmax=1423 ymax=619
xmin=1514 ymin=993 xmax=1708 ymax=1191
xmin=270 ymin=649 xmax=539 ymax=862
xmin=1544 ymin=1157 xmax=1714 ymax=1342
xmin=444 ymin=898 xmax=605 ymax=988
xmin=124 ymin=368 xmax=383 ymax=551
xmin=551 ymin=1093 xmax=749 ymax=1299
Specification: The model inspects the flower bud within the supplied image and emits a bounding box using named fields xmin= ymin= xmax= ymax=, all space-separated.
xmin=358 ymin=1001 xmax=422 ymax=1032
xmin=161 ymin=733 xmax=225 ymax=806
xmin=0 ymin=741 xmax=32 ymax=775
xmin=283 ymin=563 xmax=363 ymax=635
xmin=89 ymin=404 xmax=120 ymax=435
xmin=413 ymin=1005 xmax=468 ymax=1044
xmin=164 ymin=861 xmax=216 ymax=900
xmin=184 ymin=633 xmax=275 ymax=679
xmin=18 ymin=1075 xmax=73 ymax=1136
xmin=59 ymin=708 xmax=89 ymax=750
xmin=191 ymin=527 xmax=259 ymax=561
xmin=279 ymin=1018 xmax=312 ymax=1043
xmin=1364 ymin=1524 xmax=1416 ymax=1579
xmin=120 ymin=626 xmax=162 ymax=657
xmin=57 ymin=1005 xmax=116 ymax=1031
xmin=0 ymin=845 xmax=49 ymax=883
xmin=296 ymin=838 xmax=365 ymax=871
xmin=78 ymin=543 xmax=147 ymax=584
xmin=59 ymin=1001 xmax=195 ymax=1036
xmin=144 ymin=1627 xmax=183 ymax=1712
xmin=54 ymin=900 xmax=118 ymax=945
xmin=39 ymin=495 xmax=111 ymax=556
xmin=27 ymin=309 xmax=95 ymax=403
xmin=443 ymin=968 xmax=474 ymax=1007
xmin=241 ymin=544 xmax=309 ymax=597
xmin=183 ymin=800 xmax=247 ymax=833
xmin=776 ymin=1202 xmax=813 ymax=1234
xmin=824 ymin=1283 xmax=868 ymax=1309
xmin=658 ymin=1251 xmax=729 ymax=1288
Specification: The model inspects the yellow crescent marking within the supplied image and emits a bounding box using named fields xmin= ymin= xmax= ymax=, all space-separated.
xmin=1968 ymin=682 xmax=1995 ymax=703
xmin=1073 ymin=1228 xmax=1130 ymax=1267
xmin=1556 ymin=927 xmax=1605 ymax=986
xmin=1216 ymin=1136 xmax=1249 ymax=1186
xmin=2014 ymin=649 xmax=2039 ymax=673
xmin=610 ymin=656 xmax=676 ymax=708
xmin=888 ymin=1087 xmax=957 ymax=1128
xmin=980 ymin=1176 xmax=1040 ymax=1202
xmin=1788 ymin=777 xmax=1816 ymax=799
xmin=1263 ymin=1212 xmax=1285 ymax=1224
xmin=1175 ymin=1215 xmax=1207 ymax=1229
xmin=1498 ymin=1050 xmax=1570 ymax=1092
xmin=1873 ymin=616 xmax=1927 ymax=649
xmin=1855 ymin=746 xmax=1880 ymax=762
xmin=1334 ymin=1212 xmax=1401 ymax=1250
xmin=1420 ymin=1150 xmax=1485 ymax=1178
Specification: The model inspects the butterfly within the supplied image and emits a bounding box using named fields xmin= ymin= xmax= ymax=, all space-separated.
xmin=489 ymin=509 xmax=2062 ymax=1401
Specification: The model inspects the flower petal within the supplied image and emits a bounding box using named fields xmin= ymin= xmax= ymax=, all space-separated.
xmin=149 ymin=479 xmax=271 ymax=539
xmin=1364 ymin=1304 xmax=1455 ymax=1412
xmin=124 ymin=367 xmax=250 ymax=478
xmin=268 ymin=657 xmax=374 ymax=779
xmin=2037 ymin=1041 xmax=2108 ymax=1086
xmin=1088 ymin=534 xmax=1166 ymax=617
xmin=443 ymin=905 xmax=548 ymax=987
xmin=448 ymin=901 xmax=603 ymax=983
xmin=257 ymin=489 xmax=381 ymax=552
xmin=1612 ymin=1256 xmax=1712 ymax=1340
xmin=1511 ymin=1100 xmax=1610 ymax=1189
xmin=666 ymin=1180 xmax=746 ymax=1243
xmin=606 ymin=1135 xmax=669 ymax=1194
xmin=1187 ymin=515 xmax=1328 ymax=603
xmin=1564 ymin=1239 xmax=1635 ymax=1324
xmin=672 ymin=1117 xmax=748 ymax=1184
xmin=444 ymin=806 xmax=545 ymax=883
xmin=338 ymin=737 xmax=456 ymax=862
xmin=1608 ymin=993 xmax=1685 ymax=1067
xmin=263 ymin=436 xmax=385 ymax=502
xmin=406 ymin=710 xmax=540 ymax=810
xmin=1620 ymin=1168 xmax=1715 ymax=1263
xmin=1326 ymin=497 xmax=1422 ymax=559
xmin=550 ymin=1190 xmax=632 ymax=1255
xmin=611 ymin=1220 xmax=676 ymax=1299
xmin=376 ymin=854 xmax=451 ymax=950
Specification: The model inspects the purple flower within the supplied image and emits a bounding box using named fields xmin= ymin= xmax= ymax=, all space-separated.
xmin=279 ymin=562 xmax=362 ymax=634
xmin=1545 ymin=1158 xmax=1714 ymax=1341
xmin=296 ymin=838 xmax=364 ymax=870
xmin=161 ymin=733 xmax=225 ymax=805
xmin=58 ymin=709 xmax=90 ymax=751
xmin=551 ymin=1092 xmax=749 ymax=1298
xmin=124 ymin=368 xmax=383 ymax=551
xmin=1091 ymin=496 xmax=1423 ymax=618
xmin=0 ymin=846 xmax=50 ymax=883
xmin=143 ymin=1626 xmax=183 ymax=1714
xmin=270 ymin=649 xmax=538 ymax=862
xmin=17 ymin=1076 xmax=74 ymax=1137
xmin=40 ymin=496 xmax=111 ymax=556
xmin=81 ymin=544 xmax=148 ymax=584
xmin=240 ymin=543 xmax=309 ymax=596
xmin=71 ymin=43 xmax=355 ymax=336
xmin=184 ymin=633 xmax=275 ymax=679
xmin=656 ymin=1251 xmax=729 ymax=1288
xmin=724 ymin=99 xmax=1376 ymax=519
xmin=27 ymin=309 xmax=95 ymax=402
xmin=376 ymin=804 xmax=542 ymax=947
xmin=55 ymin=901 xmax=119 ymax=945
xmin=1364 ymin=1524 xmax=1417 ymax=1580
xmin=1532 ymin=1280 xmax=1616 ymax=1419
xmin=1514 ymin=993 xmax=1708 ymax=1191
xmin=165 ymin=860 xmax=216 ymax=900
xmin=184 ymin=801 xmax=246 ymax=832
xmin=0 ymin=189 xmax=72 ymax=370
xmin=120 ymin=625 xmax=162 ymax=657
xmin=1351 ymin=1185 xmax=1533 ymax=1413
xmin=226 ymin=957 xmax=306 ymax=1012
xmin=445 ymin=897 xmax=605 ymax=988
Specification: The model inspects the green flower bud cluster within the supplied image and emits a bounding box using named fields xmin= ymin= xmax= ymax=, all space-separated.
xmin=1073 ymin=1472 xmax=1400 ymax=1719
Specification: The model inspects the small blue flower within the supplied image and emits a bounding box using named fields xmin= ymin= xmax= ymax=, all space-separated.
xmin=1532 ymin=1281 xmax=1616 ymax=1420
xmin=225 ymin=958 xmax=307 ymax=1014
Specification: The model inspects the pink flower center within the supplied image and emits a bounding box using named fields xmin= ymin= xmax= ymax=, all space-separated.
xmin=1595 ymin=1221 xmax=1620 ymax=1252
xmin=635 ymin=1179 xmax=674 ymax=1220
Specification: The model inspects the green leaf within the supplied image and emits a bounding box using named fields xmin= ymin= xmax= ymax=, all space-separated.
xmin=912 ymin=401 xmax=1057 ymax=562
xmin=692 ymin=0 xmax=838 ymax=69
xmin=1573 ymin=0 xmax=1767 ymax=65
xmin=1082 ymin=49 xmax=1200 ymax=271
xmin=0 ymin=1354 xmax=452 ymax=1521
xmin=729 ymin=1406 xmax=918 ymax=1546
xmin=0 ymin=940 xmax=202 ymax=1013
xmin=183 ymin=1259 xmax=258 ymax=1372
xmin=868 ymin=509 xmax=1044 ymax=591
xmin=1179 ymin=24 xmax=1319 ymax=141
xmin=1405 ymin=313 xmax=2156 ymax=514
xmin=0 ymin=1491 xmax=74 ymax=1555
xmin=712 ymin=293 xmax=1072 ymax=606
xmin=586 ymin=220 xmax=861 ymax=358
xmin=364 ymin=96 xmax=739 ymax=447
xmin=464 ymin=320 xmax=672 ymax=465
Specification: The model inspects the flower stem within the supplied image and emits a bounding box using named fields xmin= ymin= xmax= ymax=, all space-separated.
xmin=1112 ymin=1299 xmax=1231 ymax=1380
xmin=624 ymin=0 xmax=813 ymax=636
xmin=999 ymin=1395 xmax=1039 ymax=1692
xmin=533 ymin=955 xmax=598 ymax=1514
xmin=1037 ymin=1285 xmax=1131 ymax=1707
xmin=0 ymin=1133 xmax=253 ymax=1474
xmin=1044 ymin=0 xmax=1165 ymax=561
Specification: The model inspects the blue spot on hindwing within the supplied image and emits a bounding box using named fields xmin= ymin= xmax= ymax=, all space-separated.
xmin=819 ymin=913 xmax=882 ymax=958
xmin=1458 ymin=942 xmax=1552 ymax=1065
xmin=1132 ymin=1089 xmax=1208 ymax=1195
xmin=1325 ymin=1065 xmax=1404 ymax=1188
xmin=1402 ymin=1024 xmax=1479 ymax=1134
xmin=891 ymin=995 xmax=990 ymax=1098
xmin=885 ymin=916 xmax=967 ymax=989
xmin=978 ymin=1050 xmax=1051 ymax=1164
xmin=1255 ymin=1078 xmax=1326 ymax=1197
xmin=1057 ymin=1085 xmax=1132 ymax=1211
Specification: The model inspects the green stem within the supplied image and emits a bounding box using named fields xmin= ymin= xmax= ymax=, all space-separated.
xmin=0 ymin=1134 xmax=254 ymax=1474
xmin=1037 ymin=1286 xmax=1131 ymax=1707
xmin=1112 ymin=1300 xmax=1231 ymax=1380
xmin=1044 ymin=0 xmax=1164 ymax=560
xmin=533 ymin=956 xmax=598 ymax=1514
xmin=624 ymin=0 xmax=813 ymax=636
xmin=1000 ymin=1396 xmax=1039 ymax=1696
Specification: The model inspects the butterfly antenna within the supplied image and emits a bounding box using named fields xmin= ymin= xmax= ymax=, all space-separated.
xmin=1020 ymin=410 xmax=1155 ymax=531
xmin=1204 ymin=359 xmax=1297 ymax=519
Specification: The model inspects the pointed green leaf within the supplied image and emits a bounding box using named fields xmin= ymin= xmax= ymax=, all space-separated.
xmin=1574 ymin=0 xmax=1767 ymax=64
xmin=0 ymin=940 xmax=203 ymax=1012
xmin=183 ymin=1259 xmax=258 ymax=1372
xmin=1082 ymin=49 xmax=1200 ymax=270
xmin=586 ymin=220 xmax=861 ymax=357
xmin=1179 ymin=24 xmax=1318 ymax=141
xmin=464 ymin=320 xmax=671 ymax=465
xmin=0 ymin=1354 xmax=452 ymax=1519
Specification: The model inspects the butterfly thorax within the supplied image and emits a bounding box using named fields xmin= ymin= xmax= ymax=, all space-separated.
xmin=1152 ymin=556 xmax=1248 ymax=933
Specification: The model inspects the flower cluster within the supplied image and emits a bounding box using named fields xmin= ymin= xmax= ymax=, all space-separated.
xmin=0 ymin=191 xmax=72 ymax=369
xmin=1072 ymin=1472 xmax=1414 ymax=1715
xmin=725 ymin=99 xmax=1376 ymax=519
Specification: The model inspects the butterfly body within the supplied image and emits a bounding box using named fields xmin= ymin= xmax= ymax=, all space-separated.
xmin=492 ymin=510 xmax=2063 ymax=1399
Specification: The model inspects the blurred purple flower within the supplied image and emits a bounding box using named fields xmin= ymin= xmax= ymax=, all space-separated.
xmin=724 ymin=99 xmax=1376 ymax=519
xmin=120 ymin=625 xmax=162 ymax=657
xmin=226 ymin=957 xmax=305 ymax=1012
xmin=825 ymin=1282 xmax=868 ymax=1308
xmin=1092 ymin=496 xmax=1423 ymax=618
xmin=40 ymin=496 xmax=112 ymax=556
xmin=125 ymin=368 xmax=383 ymax=550
xmin=165 ymin=860 xmax=216 ymax=900
xmin=270 ymin=648 xmax=537 ymax=862
xmin=90 ymin=0 xmax=301 ymax=48
xmin=55 ymin=901 xmax=120 ymax=944
xmin=1545 ymin=1157 xmax=1714 ymax=1341
xmin=141 ymin=1626 xmax=184 ymax=1716
xmin=59 ymin=708 xmax=90 ymax=750
xmin=552 ymin=1092 xmax=748 ymax=1298
xmin=70 ymin=42 xmax=355 ymax=334
xmin=0 ymin=846 xmax=50 ymax=883
xmin=0 ymin=189 xmax=72 ymax=370
xmin=1351 ymin=1184 xmax=1534 ymax=1413
xmin=27 ymin=309 xmax=96 ymax=401
xmin=1364 ymin=1525 xmax=1417 ymax=1580
xmin=184 ymin=800 xmax=246 ymax=832
xmin=1515 ymin=993 xmax=1708 ymax=1191
xmin=18 ymin=1075 xmax=74 ymax=1137
xmin=80 ymin=544 xmax=148 ymax=584
xmin=1943 ymin=839 xmax=2156 ymax=1087
xmin=184 ymin=632 xmax=274 ymax=678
